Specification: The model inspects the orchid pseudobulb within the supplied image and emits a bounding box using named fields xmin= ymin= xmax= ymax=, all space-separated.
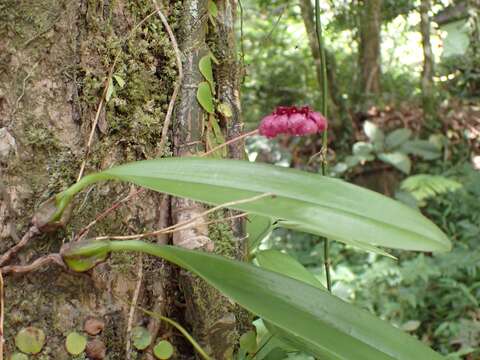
xmin=259 ymin=106 xmax=328 ymax=138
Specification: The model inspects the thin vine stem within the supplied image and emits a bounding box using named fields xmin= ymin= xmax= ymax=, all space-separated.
xmin=314 ymin=0 xmax=332 ymax=292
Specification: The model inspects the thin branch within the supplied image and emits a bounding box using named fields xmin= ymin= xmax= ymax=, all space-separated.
xmin=94 ymin=193 xmax=272 ymax=241
xmin=152 ymin=0 xmax=184 ymax=154
xmin=126 ymin=254 xmax=143 ymax=360
xmin=201 ymin=129 xmax=258 ymax=158
xmin=0 ymin=226 xmax=40 ymax=267
xmin=0 ymin=254 xmax=65 ymax=275
xmin=0 ymin=271 xmax=4 ymax=360
xmin=76 ymin=187 xmax=144 ymax=241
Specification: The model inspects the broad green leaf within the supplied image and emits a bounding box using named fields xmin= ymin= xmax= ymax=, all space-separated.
xmin=196 ymin=82 xmax=214 ymax=114
xmin=247 ymin=214 xmax=274 ymax=253
xmin=385 ymin=129 xmax=412 ymax=150
xmin=378 ymin=152 xmax=412 ymax=174
xmin=256 ymin=250 xmax=325 ymax=289
xmin=65 ymin=332 xmax=87 ymax=355
xmin=15 ymin=327 xmax=45 ymax=355
xmin=363 ymin=121 xmax=384 ymax=145
xmin=61 ymin=240 xmax=446 ymax=360
xmin=352 ymin=142 xmax=373 ymax=157
xmin=58 ymin=158 xmax=451 ymax=253
xmin=400 ymin=140 xmax=441 ymax=160
xmin=199 ymin=55 xmax=215 ymax=92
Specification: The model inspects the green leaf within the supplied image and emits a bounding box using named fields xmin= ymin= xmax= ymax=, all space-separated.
xmin=363 ymin=121 xmax=384 ymax=144
xmin=10 ymin=353 xmax=29 ymax=360
xmin=131 ymin=326 xmax=152 ymax=350
xmin=378 ymin=152 xmax=412 ymax=174
xmin=62 ymin=239 xmax=447 ymax=360
xmin=208 ymin=0 xmax=218 ymax=18
xmin=65 ymin=332 xmax=87 ymax=355
xmin=106 ymin=77 xmax=114 ymax=102
xmin=400 ymin=140 xmax=441 ymax=160
xmin=247 ymin=214 xmax=274 ymax=253
xmin=113 ymin=74 xmax=125 ymax=88
xmin=256 ymin=250 xmax=325 ymax=289
xmin=352 ymin=142 xmax=373 ymax=157
xmin=60 ymin=158 xmax=451 ymax=253
xmin=153 ymin=340 xmax=174 ymax=359
xmin=196 ymin=82 xmax=214 ymax=114
xmin=239 ymin=330 xmax=257 ymax=354
xmin=400 ymin=175 xmax=462 ymax=201
xmin=206 ymin=117 xmax=226 ymax=158
xmin=385 ymin=128 xmax=412 ymax=150
xmin=199 ymin=55 xmax=215 ymax=92
xmin=15 ymin=327 xmax=45 ymax=355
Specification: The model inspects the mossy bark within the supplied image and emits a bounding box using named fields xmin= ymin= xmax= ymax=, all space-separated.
xmin=1 ymin=0 xmax=183 ymax=359
xmin=1 ymin=0 xmax=244 ymax=359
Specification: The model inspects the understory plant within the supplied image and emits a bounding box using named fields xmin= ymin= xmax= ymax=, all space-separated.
xmin=35 ymin=156 xmax=452 ymax=360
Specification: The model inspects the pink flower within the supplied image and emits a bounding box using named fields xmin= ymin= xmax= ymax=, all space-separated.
xmin=258 ymin=106 xmax=328 ymax=138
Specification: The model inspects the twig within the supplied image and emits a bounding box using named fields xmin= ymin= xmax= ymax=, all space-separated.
xmin=0 ymin=271 xmax=4 ymax=360
xmin=94 ymin=193 xmax=272 ymax=241
xmin=0 ymin=254 xmax=65 ymax=275
xmin=76 ymin=187 xmax=144 ymax=241
xmin=201 ymin=129 xmax=258 ymax=158
xmin=152 ymin=0 xmax=184 ymax=154
xmin=0 ymin=226 xmax=40 ymax=267
xmin=126 ymin=254 xmax=143 ymax=360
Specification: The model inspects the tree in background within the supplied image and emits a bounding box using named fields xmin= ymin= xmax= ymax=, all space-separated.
xmin=357 ymin=0 xmax=383 ymax=103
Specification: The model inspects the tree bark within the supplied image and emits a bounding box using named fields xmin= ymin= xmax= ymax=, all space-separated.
xmin=0 ymin=0 xmax=244 ymax=359
xmin=357 ymin=0 xmax=382 ymax=101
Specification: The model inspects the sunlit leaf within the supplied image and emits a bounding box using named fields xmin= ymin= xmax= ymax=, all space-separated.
xmin=65 ymin=332 xmax=87 ymax=355
xmin=57 ymin=158 xmax=451 ymax=253
xmin=196 ymin=82 xmax=214 ymax=114
xmin=199 ymin=55 xmax=215 ymax=92
xmin=131 ymin=326 xmax=152 ymax=350
xmin=378 ymin=152 xmax=412 ymax=174
xmin=15 ymin=327 xmax=45 ymax=355
xmin=62 ymin=240 xmax=447 ymax=359
xmin=153 ymin=340 xmax=174 ymax=359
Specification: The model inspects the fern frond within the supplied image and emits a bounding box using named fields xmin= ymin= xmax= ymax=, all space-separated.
xmin=400 ymin=174 xmax=462 ymax=201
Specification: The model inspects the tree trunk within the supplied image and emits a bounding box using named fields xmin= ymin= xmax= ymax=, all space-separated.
xmin=298 ymin=0 xmax=349 ymax=128
xmin=0 ymin=0 xmax=244 ymax=359
xmin=357 ymin=0 xmax=382 ymax=104
xmin=420 ymin=0 xmax=435 ymax=123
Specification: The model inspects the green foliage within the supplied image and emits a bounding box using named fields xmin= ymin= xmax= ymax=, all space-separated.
xmin=62 ymin=239 xmax=446 ymax=359
xmin=197 ymin=81 xmax=215 ymax=114
xmin=332 ymin=123 xmax=442 ymax=176
xmin=65 ymin=332 xmax=87 ymax=355
xmin=153 ymin=340 xmax=174 ymax=359
xmin=131 ymin=326 xmax=152 ymax=350
xmin=399 ymin=174 xmax=463 ymax=205
xmin=15 ymin=327 xmax=46 ymax=355
xmin=55 ymin=157 xmax=450 ymax=253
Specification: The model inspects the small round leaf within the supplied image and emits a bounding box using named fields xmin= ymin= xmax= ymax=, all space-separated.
xmin=10 ymin=353 xmax=29 ymax=360
xmin=153 ymin=340 xmax=174 ymax=359
xmin=15 ymin=327 xmax=45 ymax=354
xmin=66 ymin=332 xmax=87 ymax=355
xmin=131 ymin=326 xmax=152 ymax=350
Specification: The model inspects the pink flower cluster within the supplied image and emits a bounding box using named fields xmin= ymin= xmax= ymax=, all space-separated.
xmin=258 ymin=106 xmax=328 ymax=138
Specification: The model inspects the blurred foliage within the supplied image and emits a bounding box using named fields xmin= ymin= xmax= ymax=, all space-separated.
xmin=242 ymin=0 xmax=479 ymax=357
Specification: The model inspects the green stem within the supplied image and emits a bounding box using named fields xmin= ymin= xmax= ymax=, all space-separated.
xmin=136 ymin=306 xmax=213 ymax=360
xmin=314 ymin=0 xmax=332 ymax=292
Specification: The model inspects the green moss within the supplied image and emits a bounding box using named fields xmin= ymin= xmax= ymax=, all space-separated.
xmin=209 ymin=210 xmax=237 ymax=259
